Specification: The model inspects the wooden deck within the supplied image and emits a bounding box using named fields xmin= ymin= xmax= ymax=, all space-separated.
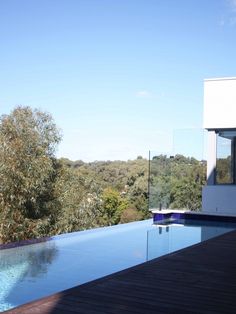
xmin=6 ymin=230 xmax=236 ymax=314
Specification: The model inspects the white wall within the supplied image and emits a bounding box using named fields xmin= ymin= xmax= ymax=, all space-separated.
xmin=204 ymin=77 xmax=236 ymax=129
xmin=202 ymin=185 xmax=236 ymax=215
xmin=206 ymin=131 xmax=216 ymax=184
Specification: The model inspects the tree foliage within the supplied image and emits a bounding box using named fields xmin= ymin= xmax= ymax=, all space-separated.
xmin=216 ymin=157 xmax=232 ymax=184
xmin=149 ymin=155 xmax=206 ymax=211
xmin=98 ymin=187 xmax=128 ymax=226
xmin=0 ymin=106 xmax=62 ymax=243
xmin=55 ymin=166 xmax=102 ymax=234
xmin=0 ymin=106 xmax=207 ymax=244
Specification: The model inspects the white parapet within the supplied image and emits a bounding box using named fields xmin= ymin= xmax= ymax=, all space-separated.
xmin=204 ymin=77 xmax=236 ymax=129
xmin=202 ymin=185 xmax=236 ymax=215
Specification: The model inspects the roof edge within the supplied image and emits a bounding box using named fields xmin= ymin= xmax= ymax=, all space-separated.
xmin=204 ymin=77 xmax=236 ymax=82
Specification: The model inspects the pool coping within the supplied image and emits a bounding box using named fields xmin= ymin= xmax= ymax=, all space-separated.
xmin=0 ymin=236 xmax=52 ymax=250
xmin=152 ymin=210 xmax=236 ymax=224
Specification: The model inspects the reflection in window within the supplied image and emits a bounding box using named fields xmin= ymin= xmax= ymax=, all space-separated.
xmin=216 ymin=131 xmax=236 ymax=184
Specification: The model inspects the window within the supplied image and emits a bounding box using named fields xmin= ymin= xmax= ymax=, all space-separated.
xmin=216 ymin=131 xmax=236 ymax=184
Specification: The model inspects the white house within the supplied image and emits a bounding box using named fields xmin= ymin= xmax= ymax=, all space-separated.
xmin=202 ymin=77 xmax=236 ymax=215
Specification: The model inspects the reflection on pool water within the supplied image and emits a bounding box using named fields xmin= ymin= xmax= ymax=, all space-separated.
xmin=0 ymin=218 xmax=236 ymax=312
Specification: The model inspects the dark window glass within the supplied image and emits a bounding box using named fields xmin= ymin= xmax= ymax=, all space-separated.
xmin=216 ymin=131 xmax=236 ymax=184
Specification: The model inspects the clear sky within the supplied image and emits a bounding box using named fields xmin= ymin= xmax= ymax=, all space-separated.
xmin=1 ymin=0 xmax=236 ymax=161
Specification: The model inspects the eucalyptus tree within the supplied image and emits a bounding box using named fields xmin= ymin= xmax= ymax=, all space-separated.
xmin=0 ymin=106 xmax=62 ymax=243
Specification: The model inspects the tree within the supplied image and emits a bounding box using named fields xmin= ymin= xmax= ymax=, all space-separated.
xmin=98 ymin=187 xmax=128 ymax=226
xmin=55 ymin=165 xmax=102 ymax=234
xmin=149 ymin=154 xmax=206 ymax=211
xmin=170 ymin=162 xmax=206 ymax=210
xmin=120 ymin=207 xmax=143 ymax=223
xmin=0 ymin=106 xmax=62 ymax=243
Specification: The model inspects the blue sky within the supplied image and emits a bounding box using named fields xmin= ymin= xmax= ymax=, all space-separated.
xmin=1 ymin=0 xmax=236 ymax=161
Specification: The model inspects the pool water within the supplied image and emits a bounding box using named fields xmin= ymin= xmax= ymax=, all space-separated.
xmin=0 ymin=218 xmax=236 ymax=312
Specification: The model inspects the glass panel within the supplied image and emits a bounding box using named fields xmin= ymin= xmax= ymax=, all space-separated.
xmin=216 ymin=132 xmax=234 ymax=184
xmin=148 ymin=152 xmax=172 ymax=210
xmin=171 ymin=129 xmax=207 ymax=211
xmin=148 ymin=129 xmax=207 ymax=211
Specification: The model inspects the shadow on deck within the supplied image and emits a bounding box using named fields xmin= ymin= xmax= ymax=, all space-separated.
xmin=5 ymin=230 xmax=236 ymax=314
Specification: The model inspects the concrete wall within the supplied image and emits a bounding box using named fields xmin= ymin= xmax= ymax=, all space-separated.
xmin=202 ymin=185 xmax=236 ymax=214
xmin=204 ymin=77 xmax=236 ymax=129
xmin=202 ymin=77 xmax=236 ymax=215
xmin=206 ymin=131 xmax=216 ymax=184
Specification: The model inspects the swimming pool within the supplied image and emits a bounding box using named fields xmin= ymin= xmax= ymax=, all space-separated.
xmin=1 ymin=217 xmax=236 ymax=312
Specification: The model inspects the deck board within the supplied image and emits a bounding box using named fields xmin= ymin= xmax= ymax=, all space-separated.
xmin=5 ymin=229 xmax=236 ymax=314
